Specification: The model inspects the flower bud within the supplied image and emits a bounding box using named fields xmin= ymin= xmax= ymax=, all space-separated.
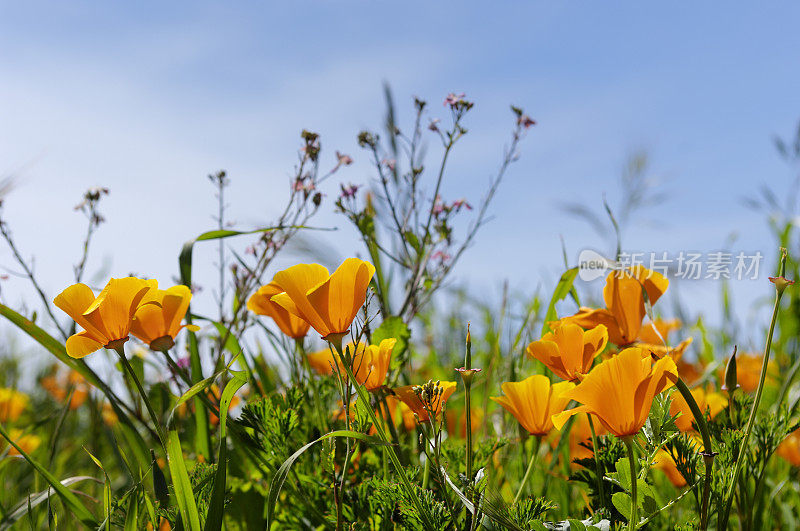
xmin=724 ymin=347 xmax=739 ymax=393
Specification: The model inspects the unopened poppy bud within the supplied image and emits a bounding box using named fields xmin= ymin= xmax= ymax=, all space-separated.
xmin=724 ymin=347 xmax=739 ymax=393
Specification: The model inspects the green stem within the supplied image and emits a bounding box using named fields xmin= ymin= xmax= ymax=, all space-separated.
xmin=623 ymin=437 xmax=638 ymax=531
xmin=513 ymin=436 xmax=540 ymax=504
xmin=462 ymin=328 xmax=475 ymax=531
xmin=297 ymin=339 xmax=328 ymax=433
xmin=328 ymin=335 xmax=437 ymax=530
xmin=720 ymin=255 xmax=787 ymax=530
xmin=113 ymin=345 xmax=167 ymax=456
xmin=672 ymin=377 xmax=714 ymax=529
xmin=587 ymin=414 xmax=606 ymax=509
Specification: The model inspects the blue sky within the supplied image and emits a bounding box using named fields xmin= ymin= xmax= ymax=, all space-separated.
xmin=1 ymin=2 xmax=799 ymax=357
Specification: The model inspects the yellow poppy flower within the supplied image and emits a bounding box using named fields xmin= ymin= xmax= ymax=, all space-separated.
xmin=638 ymin=318 xmax=681 ymax=345
xmin=130 ymin=285 xmax=200 ymax=350
xmin=270 ymin=258 xmax=376 ymax=339
xmin=560 ymin=266 xmax=668 ymax=346
xmin=247 ymin=281 xmax=310 ymax=339
xmin=553 ymin=346 xmax=677 ymax=437
xmin=527 ymin=323 xmax=608 ymax=382
xmin=669 ymin=386 xmax=727 ymax=432
xmin=491 ymin=375 xmax=574 ymax=436
xmin=54 ymin=277 xmax=157 ymax=358
xmin=0 ymin=388 xmax=28 ymax=422
xmin=393 ymin=381 xmax=457 ymax=423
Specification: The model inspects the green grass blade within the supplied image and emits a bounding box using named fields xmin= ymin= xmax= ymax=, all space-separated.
xmin=204 ymin=372 xmax=247 ymax=531
xmin=0 ymin=476 xmax=97 ymax=531
xmin=166 ymin=429 xmax=202 ymax=531
xmin=541 ymin=267 xmax=579 ymax=336
xmin=0 ymin=424 xmax=97 ymax=527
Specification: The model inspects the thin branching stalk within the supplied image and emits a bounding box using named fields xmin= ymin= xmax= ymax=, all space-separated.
xmin=720 ymin=250 xmax=789 ymax=529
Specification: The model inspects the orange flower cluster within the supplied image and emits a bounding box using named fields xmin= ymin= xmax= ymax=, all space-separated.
xmin=55 ymin=277 xmax=197 ymax=358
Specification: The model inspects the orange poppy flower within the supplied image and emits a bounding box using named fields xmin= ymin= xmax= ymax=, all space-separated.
xmin=306 ymin=340 xmax=395 ymax=391
xmin=560 ymin=266 xmax=668 ymax=347
xmin=491 ymin=375 xmax=574 ymax=436
xmin=354 ymin=339 xmax=396 ymax=391
xmin=130 ymin=285 xmax=199 ymax=350
xmin=3 ymin=429 xmax=42 ymax=457
xmin=271 ymin=259 xmax=376 ymax=339
xmin=637 ymin=318 xmax=681 ymax=345
xmin=207 ymin=384 xmax=241 ymax=426
xmin=40 ymin=369 xmax=89 ymax=410
xmin=0 ymin=388 xmax=28 ymax=422
xmin=669 ymin=387 xmax=727 ymax=432
xmin=561 ymin=412 xmax=606 ymax=465
xmin=247 ymin=281 xmax=310 ymax=339
xmin=393 ymin=381 xmax=457 ymax=423
xmin=54 ymin=277 xmax=157 ymax=358
xmin=553 ymin=346 xmax=677 ymax=437
xmin=777 ymin=429 xmax=800 ymax=467
xmin=653 ymin=449 xmax=686 ymax=487
xmin=527 ymin=323 xmax=608 ymax=382
xmin=446 ymin=406 xmax=484 ymax=438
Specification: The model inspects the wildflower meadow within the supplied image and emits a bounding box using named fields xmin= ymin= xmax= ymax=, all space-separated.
xmin=1 ymin=84 xmax=800 ymax=531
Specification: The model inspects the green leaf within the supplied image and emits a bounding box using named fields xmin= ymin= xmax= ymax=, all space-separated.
xmin=567 ymin=520 xmax=587 ymax=531
xmin=541 ymin=267 xmax=579 ymax=336
xmin=168 ymin=370 xmax=225 ymax=427
xmin=0 ymin=424 xmax=98 ymax=527
xmin=152 ymin=449 xmax=170 ymax=507
xmin=613 ymin=491 xmax=631 ymax=521
xmin=85 ymin=448 xmax=112 ymax=523
xmin=373 ymin=316 xmax=410 ymax=361
xmin=124 ymin=491 xmax=139 ymax=531
xmin=266 ymin=430 xmax=389 ymax=527
xmin=204 ymin=372 xmax=247 ymax=531
xmin=166 ymin=429 xmax=202 ymax=531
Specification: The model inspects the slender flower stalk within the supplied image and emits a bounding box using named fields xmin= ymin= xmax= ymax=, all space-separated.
xmin=586 ymin=414 xmax=605 ymax=509
xmin=514 ymin=436 xmax=541 ymax=504
xmin=720 ymin=249 xmax=791 ymax=529
xmin=622 ymin=436 xmax=638 ymax=531
xmin=459 ymin=327 xmax=477 ymax=531
xmin=112 ymin=342 xmax=167 ymax=455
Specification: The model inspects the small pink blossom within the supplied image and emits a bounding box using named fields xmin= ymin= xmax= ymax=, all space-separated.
xmin=444 ymin=92 xmax=465 ymax=107
xmin=336 ymin=151 xmax=353 ymax=166
xmin=382 ymin=158 xmax=396 ymax=172
xmin=518 ymin=114 xmax=536 ymax=129
xmin=339 ymin=183 xmax=360 ymax=199
xmin=451 ymin=198 xmax=473 ymax=211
